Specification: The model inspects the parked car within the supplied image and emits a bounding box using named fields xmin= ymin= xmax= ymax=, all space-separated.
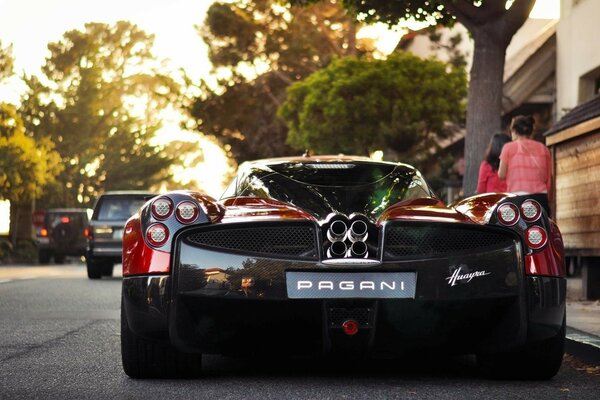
xmin=86 ymin=191 xmax=156 ymax=279
xmin=121 ymin=156 xmax=566 ymax=379
xmin=35 ymin=208 xmax=92 ymax=264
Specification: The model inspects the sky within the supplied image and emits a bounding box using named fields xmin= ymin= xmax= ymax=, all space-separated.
xmin=0 ymin=0 xmax=560 ymax=233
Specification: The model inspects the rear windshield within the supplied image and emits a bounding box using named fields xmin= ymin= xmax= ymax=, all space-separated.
xmin=221 ymin=162 xmax=434 ymax=220
xmin=45 ymin=211 xmax=89 ymax=229
xmin=94 ymin=196 xmax=151 ymax=221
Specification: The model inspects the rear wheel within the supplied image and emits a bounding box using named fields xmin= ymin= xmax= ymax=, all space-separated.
xmin=86 ymin=258 xmax=102 ymax=280
xmin=38 ymin=250 xmax=51 ymax=264
xmin=101 ymin=262 xmax=114 ymax=277
xmin=477 ymin=315 xmax=565 ymax=380
xmin=121 ymin=300 xmax=202 ymax=378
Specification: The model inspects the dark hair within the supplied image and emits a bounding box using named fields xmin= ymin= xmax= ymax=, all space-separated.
xmin=510 ymin=115 xmax=535 ymax=136
xmin=484 ymin=133 xmax=511 ymax=171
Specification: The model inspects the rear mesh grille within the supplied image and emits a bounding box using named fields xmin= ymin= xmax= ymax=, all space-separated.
xmin=184 ymin=224 xmax=318 ymax=260
xmin=384 ymin=223 xmax=516 ymax=260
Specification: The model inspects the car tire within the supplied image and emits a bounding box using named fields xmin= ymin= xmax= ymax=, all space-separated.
xmin=86 ymin=259 xmax=103 ymax=280
xmin=38 ymin=250 xmax=51 ymax=264
xmin=121 ymin=300 xmax=202 ymax=379
xmin=477 ymin=314 xmax=565 ymax=380
xmin=101 ymin=263 xmax=114 ymax=277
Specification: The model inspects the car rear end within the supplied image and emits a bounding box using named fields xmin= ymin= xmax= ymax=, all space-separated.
xmin=36 ymin=208 xmax=91 ymax=264
xmin=86 ymin=191 xmax=155 ymax=279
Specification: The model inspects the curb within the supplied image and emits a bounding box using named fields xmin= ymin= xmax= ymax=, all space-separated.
xmin=566 ymin=327 xmax=600 ymax=365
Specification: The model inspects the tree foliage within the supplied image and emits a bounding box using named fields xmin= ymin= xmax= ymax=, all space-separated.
xmin=292 ymin=0 xmax=536 ymax=196
xmin=188 ymin=0 xmax=372 ymax=163
xmin=278 ymin=53 xmax=467 ymax=164
xmin=0 ymin=103 xmax=61 ymax=204
xmin=20 ymin=21 xmax=182 ymax=207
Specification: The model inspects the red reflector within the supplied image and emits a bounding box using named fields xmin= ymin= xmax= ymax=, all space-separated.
xmin=342 ymin=320 xmax=359 ymax=336
xmin=61 ymin=216 xmax=70 ymax=224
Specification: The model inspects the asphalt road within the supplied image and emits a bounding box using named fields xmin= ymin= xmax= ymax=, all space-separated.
xmin=1 ymin=262 xmax=600 ymax=400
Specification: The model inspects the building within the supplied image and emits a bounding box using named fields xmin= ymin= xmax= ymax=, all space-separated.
xmin=544 ymin=0 xmax=600 ymax=299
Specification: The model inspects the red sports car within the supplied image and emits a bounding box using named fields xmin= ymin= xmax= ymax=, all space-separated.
xmin=120 ymin=156 xmax=566 ymax=379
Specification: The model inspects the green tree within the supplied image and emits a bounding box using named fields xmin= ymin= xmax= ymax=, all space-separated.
xmin=278 ymin=53 xmax=466 ymax=164
xmin=20 ymin=21 xmax=181 ymax=207
xmin=0 ymin=103 xmax=61 ymax=244
xmin=292 ymin=0 xmax=537 ymax=196
xmin=188 ymin=0 xmax=371 ymax=163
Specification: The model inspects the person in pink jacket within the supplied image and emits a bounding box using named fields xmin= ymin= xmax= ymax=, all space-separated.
xmin=498 ymin=115 xmax=552 ymax=214
xmin=476 ymin=133 xmax=511 ymax=194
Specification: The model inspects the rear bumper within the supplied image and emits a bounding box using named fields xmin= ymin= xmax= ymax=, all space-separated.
xmin=123 ymin=275 xmax=565 ymax=357
xmin=87 ymin=244 xmax=122 ymax=261
xmin=122 ymin=236 xmax=566 ymax=357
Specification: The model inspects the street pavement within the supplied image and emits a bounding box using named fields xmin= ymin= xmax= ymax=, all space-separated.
xmin=566 ymin=277 xmax=600 ymax=365
xmin=0 ymin=261 xmax=598 ymax=400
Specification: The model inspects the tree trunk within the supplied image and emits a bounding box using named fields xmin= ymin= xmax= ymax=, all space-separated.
xmin=462 ymin=29 xmax=508 ymax=196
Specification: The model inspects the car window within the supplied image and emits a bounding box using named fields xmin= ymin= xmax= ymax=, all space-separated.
xmin=96 ymin=196 xmax=149 ymax=221
xmin=45 ymin=212 xmax=86 ymax=229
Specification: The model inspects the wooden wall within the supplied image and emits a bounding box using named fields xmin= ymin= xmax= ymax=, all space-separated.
xmin=554 ymin=130 xmax=600 ymax=254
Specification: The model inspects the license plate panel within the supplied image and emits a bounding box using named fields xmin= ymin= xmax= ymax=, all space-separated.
xmin=286 ymin=271 xmax=416 ymax=299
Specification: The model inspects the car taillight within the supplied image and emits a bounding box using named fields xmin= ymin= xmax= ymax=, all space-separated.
xmin=151 ymin=197 xmax=173 ymax=220
xmin=175 ymin=201 xmax=199 ymax=224
xmin=521 ymin=200 xmax=542 ymax=222
xmin=84 ymin=227 xmax=90 ymax=239
xmin=40 ymin=228 xmax=48 ymax=237
xmin=497 ymin=203 xmax=519 ymax=226
xmin=525 ymin=226 xmax=547 ymax=250
xmin=146 ymin=223 xmax=169 ymax=247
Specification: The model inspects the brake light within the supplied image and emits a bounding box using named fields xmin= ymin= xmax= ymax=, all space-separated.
xmin=525 ymin=226 xmax=547 ymax=250
xmin=521 ymin=200 xmax=542 ymax=222
xmin=84 ymin=227 xmax=92 ymax=239
xmin=151 ymin=197 xmax=173 ymax=220
xmin=175 ymin=201 xmax=199 ymax=224
xmin=497 ymin=203 xmax=519 ymax=226
xmin=146 ymin=223 xmax=169 ymax=247
xmin=61 ymin=216 xmax=70 ymax=224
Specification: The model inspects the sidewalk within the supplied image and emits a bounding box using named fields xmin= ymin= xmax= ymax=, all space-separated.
xmin=566 ymin=277 xmax=600 ymax=365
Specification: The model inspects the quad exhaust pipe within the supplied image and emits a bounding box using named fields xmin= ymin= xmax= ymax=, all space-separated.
xmin=325 ymin=214 xmax=372 ymax=259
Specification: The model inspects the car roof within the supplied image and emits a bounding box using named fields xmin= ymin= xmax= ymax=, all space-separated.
xmin=45 ymin=208 xmax=91 ymax=213
xmin=98 ymin=190 xmax=157 ymax=196
xmin=247 ymin=155 xmax=401 ymax=168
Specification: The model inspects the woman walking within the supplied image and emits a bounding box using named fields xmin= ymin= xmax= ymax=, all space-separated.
xmin=498 ymin=115 xmax=552 ymax=214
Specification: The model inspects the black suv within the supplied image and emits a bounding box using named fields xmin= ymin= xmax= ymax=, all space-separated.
xmin=86 ymin=191 xmax=156 ymax=279
xmin=36 ymin=208 xmax=92 ymax=264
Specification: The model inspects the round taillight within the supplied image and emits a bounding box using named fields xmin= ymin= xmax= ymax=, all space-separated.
xmin=151 ymin=197 xmax=173 ymax=220
xmin=176 ymin=201 xmax=199 ymax=224
xmin=146 ymin=223 xmax=169 ymax=247
xmin=497 ymin=203 xmax=519 ymax=226
xmin=521 ymin=199 xmax=542 ymax=222
xmin=525 ymin=226 xmax=547 ymax=250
